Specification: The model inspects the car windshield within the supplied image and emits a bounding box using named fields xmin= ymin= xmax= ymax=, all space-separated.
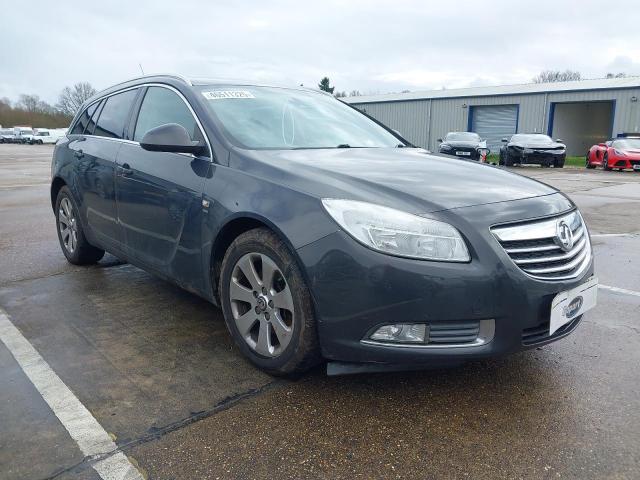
xmin=511 ymin=134 xmax=553 ymax=143
xmin=612 ymin=138 xmax=640 ymax=149
xmin=198 ymin=86 xmax=402 ymax=149
xmin=446 ymin=132 xmax=479 ymax=142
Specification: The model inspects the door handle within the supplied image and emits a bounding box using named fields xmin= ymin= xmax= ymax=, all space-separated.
xmin=119 ymin=163 xmax=133 ymax=176
xmin=74 ymin=149 xmax=84 ymax=159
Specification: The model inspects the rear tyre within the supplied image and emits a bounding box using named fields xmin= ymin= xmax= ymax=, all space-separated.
xmin=219 ymin=228 xmax=321 ymax=376
xmin=55 ymin=186 xmax=105 ymax=265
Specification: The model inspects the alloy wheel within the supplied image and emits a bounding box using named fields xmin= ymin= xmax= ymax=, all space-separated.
xmin=229 ymin=252 xmax=294 ymax=357
xmin=58 ymin=197 xmax=78 ymax=253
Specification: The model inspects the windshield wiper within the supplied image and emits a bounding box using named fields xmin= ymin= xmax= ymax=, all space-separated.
xmin=336 ymin=144 xmax=351 ymax=148
xmin=395 ymin=143 xmax=405 ymax=148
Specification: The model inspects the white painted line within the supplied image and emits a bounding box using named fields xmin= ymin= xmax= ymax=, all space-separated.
xmin=0 ymin=309 xmax=144 ymax=480
xmin=0 ymin=183 xmax=50 ymax=189
xmin=599 ymin=284 xmax=640 ymax=298
xmin=591 ymin=233 xmax=638 ymax=238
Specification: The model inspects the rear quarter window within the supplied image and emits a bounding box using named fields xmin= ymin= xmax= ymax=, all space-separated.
xmin=70 ymin=102 xmax=99 ymax=135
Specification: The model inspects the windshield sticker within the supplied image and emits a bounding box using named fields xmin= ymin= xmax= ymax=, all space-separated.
xmin=202 ymin=90 xmax=255 ymax=100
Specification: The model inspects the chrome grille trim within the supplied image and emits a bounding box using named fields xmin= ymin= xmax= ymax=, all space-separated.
xmin=492 ymin=211 xmax=592 ymax=281
xmin=513 ymin=236 xmax=586 ymax=265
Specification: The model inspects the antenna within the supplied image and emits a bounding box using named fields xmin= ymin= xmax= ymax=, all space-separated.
xmin=139 ymin=63 xmax=145 ymax=75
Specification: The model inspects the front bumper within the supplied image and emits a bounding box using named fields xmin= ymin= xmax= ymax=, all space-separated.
xmin=440 ymin=147 xmax=480 ymax=160
xmin=612 ymin=158 xmax=640 ymax=170
xmin=296 ymin=194 xmax=593 ymax=366
xmin=515 ymin=150 xmax=565 ymax=165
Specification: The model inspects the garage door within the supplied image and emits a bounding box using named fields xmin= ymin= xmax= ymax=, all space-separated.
xmin=470 ymin=105 xmax=518 ymax=153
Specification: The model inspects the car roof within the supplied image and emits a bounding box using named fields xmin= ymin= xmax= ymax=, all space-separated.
xmin=86 ymin=74 xmax=322 ymax=103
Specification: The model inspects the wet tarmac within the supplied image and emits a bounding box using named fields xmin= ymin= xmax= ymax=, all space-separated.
xmin=1 ymin=145 xmax=638 ymax=479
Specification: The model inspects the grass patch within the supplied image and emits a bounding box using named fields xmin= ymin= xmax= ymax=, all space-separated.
xmin=485 ymin=154 xmax=585 ymax=168
xmin=564 ymin=156 xmax=585 ymax=167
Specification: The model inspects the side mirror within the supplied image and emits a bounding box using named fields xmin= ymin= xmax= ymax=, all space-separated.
xmin=140 ymin=123 xmax=206 ymax=156
xmin=555 ymin=139 xmax=563 ymax=143
xmin=437 ymin=138 xmax=443 ymax=143
xmin=598 ymin=143 xmax=606 ymax=147
xmin=501 ymin=138 xmax=508 ymax=143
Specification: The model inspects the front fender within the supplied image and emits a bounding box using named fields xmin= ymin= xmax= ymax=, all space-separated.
xmin=200 ymin=161 xmax=340 ymax=303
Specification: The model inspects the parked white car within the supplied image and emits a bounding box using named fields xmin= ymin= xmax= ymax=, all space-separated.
xmin=13 ymin=127 xmax=34 ymax=144
xmin=0 ymin=128 xmax=15 ymax=143
xmin=30 ymin=128 xmax=65 ymax=144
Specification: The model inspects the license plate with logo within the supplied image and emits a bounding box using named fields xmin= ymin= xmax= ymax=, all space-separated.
xmin=549 ymin=277 xmax=598 ymax=335
xmin=455 ymin=151 xmax=471 ymax=156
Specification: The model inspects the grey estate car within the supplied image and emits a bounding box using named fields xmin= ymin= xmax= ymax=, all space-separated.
xmin=50 ymin=75 xmax=597 ymax=375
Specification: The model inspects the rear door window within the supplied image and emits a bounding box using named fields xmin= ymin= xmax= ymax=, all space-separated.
xmin=70 ymin=102 xmax=99 ymax=135
xmin=133 ymin=87 xmax=204 ymax=145
xmin=94 ymin=89 xmax=138 ymax=139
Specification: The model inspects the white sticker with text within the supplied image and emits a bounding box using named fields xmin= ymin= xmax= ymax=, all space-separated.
xmin=201 ymin=90 xmax=255 ymax=100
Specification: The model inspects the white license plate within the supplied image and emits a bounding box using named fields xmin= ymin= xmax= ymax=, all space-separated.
xmin=549 ymin=277 xmax=598 ymax=335
xmin=455 ymin=151 xmax=471 ymax=156
xmin=633 ymin=165 xmax=640 ymax=170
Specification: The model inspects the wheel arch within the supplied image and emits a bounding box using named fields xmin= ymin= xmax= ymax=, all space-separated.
xmin=50 ymin=176 xmax=67 ymax=211
xmin=208 ymin=213 xmax=313 ymax=305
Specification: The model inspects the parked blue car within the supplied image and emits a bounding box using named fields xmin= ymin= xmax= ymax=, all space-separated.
xmin=51 ymin=75 xmax=596 ymax=375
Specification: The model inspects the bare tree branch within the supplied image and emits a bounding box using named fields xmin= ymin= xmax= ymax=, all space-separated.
xmin=532 ymin=70 xmax=581 ymax=83
xmin=56 ymin=82 xmax=97 ymax=116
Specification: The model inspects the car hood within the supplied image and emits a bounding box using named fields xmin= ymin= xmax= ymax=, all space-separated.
xmin=620 ymin=148 xmax=640 ymax=155
xmin=510 ymin=141 xmax=565 ymax=149
xmin=443 ymin=140 xmax=480 ymax=148
xmin=243 ymin=148 xmax=558 ymax=214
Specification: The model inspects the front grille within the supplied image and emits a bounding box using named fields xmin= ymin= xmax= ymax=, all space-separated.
xmin=522 ymin=316 xmax=582 ymax=345
xmin=492 ymin=211 xmax=592 ymax=281
xmin=428 ymin=320 xmax=480 ymax=344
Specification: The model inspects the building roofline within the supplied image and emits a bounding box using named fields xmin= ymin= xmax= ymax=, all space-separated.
xmin=344 ymin=76 xmax=640 ymax=105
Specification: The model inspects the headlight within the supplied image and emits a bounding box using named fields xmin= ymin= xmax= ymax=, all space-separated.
xmin=440 ymin=143 xmax=451 ymax=150
xmin=321 ymin=199 xmax=470 ymax=262
xmin=524 ymin=148 xmax=533 ymax=154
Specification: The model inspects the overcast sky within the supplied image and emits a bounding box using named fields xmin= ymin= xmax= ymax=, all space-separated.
xmin=1 ymin=0 xmax=640 ymax=104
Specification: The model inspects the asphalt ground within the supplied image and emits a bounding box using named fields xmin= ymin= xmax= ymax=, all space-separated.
xmin=1 ymin=144 xmax=638 ymax=480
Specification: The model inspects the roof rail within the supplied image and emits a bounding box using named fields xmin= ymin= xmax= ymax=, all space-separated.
xmin=100 ymin=73 xmax=193 ymax=92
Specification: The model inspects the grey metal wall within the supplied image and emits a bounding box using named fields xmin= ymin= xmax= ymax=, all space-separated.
xmin=353 ymin=87 xmax=640 ymax=154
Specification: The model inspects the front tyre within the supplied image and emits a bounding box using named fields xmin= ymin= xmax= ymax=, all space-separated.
xmin=586 ymin=153 xmax=595 ymax=169
xmin=219 ymin=228 xmax=320 ymax=376
xmin=55 ymin=186 xmax=105 ymax=265
xmin=603 ymin=153 xmax=612 ymax=171
xmin=504 ymin=150 xmax=514 ymax=167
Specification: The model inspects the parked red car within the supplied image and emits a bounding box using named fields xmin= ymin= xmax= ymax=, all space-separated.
xmin=586 ymin=137 xmax=640 ymax=171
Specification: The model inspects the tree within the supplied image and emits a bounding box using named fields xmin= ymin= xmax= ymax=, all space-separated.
xmin=335 ymin=91 xmax=347 ymax=98
xmin=606 ymin=72 xmax=626 ymax=78
xmin=318 ymin=77 xmax=335 ymax=94
xmin=349 ymin=90 xmax=362 ymax=97
xmin=56 ymin=82 xmax=97 ymax=116
xmin=18 ymin=94 xmax=41 ymax=112
xmin=532 ymin=70 xmax=581 ymax=83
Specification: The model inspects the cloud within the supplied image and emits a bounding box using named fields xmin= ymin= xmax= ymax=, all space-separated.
xmin=1 ymin=0 xmax=639 ymax=104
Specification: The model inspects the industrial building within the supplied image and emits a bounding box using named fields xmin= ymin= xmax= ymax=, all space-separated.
xmin=344 ymin=77 xmax=640 ymax=156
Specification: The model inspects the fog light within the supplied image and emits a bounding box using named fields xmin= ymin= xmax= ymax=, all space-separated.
xmin=369 ymin=324 xmax=427 ymax=343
